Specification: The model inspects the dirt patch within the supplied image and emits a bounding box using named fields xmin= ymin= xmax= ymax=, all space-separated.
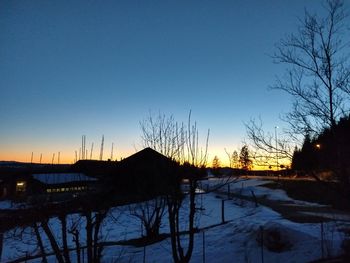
xmin=263 ymin=179 xmax=350 ymax=211
xmin=229 ymin=192 xmax=334 ymax=223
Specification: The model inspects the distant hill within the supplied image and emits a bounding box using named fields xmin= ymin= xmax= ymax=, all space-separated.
xmin=0 ymin=161 xmax=27 ymax=168
xmin=0 ymin=161 xmax=71 ymax=178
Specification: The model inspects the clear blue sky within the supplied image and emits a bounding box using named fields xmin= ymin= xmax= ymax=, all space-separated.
xmin=1 ymin=0 xmax=348 ymax=164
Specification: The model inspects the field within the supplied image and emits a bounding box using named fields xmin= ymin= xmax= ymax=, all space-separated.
xmin=1 ymin=177 xmax=350 ymax=263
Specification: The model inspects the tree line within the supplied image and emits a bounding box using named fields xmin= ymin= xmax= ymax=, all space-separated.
xmin=292 ymin=114 xmax=350 ymax=184
xmin=245 ymin=0 xmax=350 ymax=191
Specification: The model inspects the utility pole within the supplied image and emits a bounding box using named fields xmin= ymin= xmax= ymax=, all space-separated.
xmin=90 ymin=143 xmax=94 ymax=160
xmin=111 ymin=143 xmax=114 ymax=160
xmin=84 ymin=135 xmax=86 ymax=159
xmin=275 ymin=126 xmax=279 ymax=173
xmin=100 ymin=135 xmax=104 ymax=161
xmin=82 ymin=135 xmax=86 ymax=160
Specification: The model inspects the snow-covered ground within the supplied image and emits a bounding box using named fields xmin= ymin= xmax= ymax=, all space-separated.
xmin=1 ymin=178 xmax=350 ymax=263
xmin=0 ymin=200 xmax=28 ymax=210
xmin=204 ymin=177 xmax=325 ymax=204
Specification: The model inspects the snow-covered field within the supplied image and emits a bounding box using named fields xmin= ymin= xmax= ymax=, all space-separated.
xmin=1 ymin=178 xmax=350 ymax=263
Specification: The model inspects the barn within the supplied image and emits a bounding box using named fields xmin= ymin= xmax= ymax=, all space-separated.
xmin=29 ymin=172 xmax=98 ymax=202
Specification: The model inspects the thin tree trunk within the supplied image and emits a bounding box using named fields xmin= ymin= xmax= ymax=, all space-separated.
xmin=167 ymin=197 xmax=180 ymax=263
xmin=167 ymin=187 xmax=197 ymax=263
xmin=0 ymin=232 xmax=3 ymax=263
xmin=59 ymin=215 xmax=71 ymax=263
xmin=183 ymin=180 xmax=196 ymax=262
xmin=85 ymin=211 xmax=93 ymax=263
xmin=73 ymin=230 xmax=81 ymax=263
xmin=41 ymin=220 xmax=65 ymax=263
xmin=175 ymin=203 xmax=184 ymax=260
xmin=33 ymin=222 xmax=48 ymax=263
xmin=93 ymin=211 xmax=106 ymax=263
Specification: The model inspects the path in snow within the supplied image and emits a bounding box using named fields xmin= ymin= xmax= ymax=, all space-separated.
xmin=204 ymin=177 xmax=350 ymax=223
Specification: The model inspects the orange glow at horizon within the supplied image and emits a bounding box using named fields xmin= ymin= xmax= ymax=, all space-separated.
xmin=1 ymin=147 xmax=290 ymax=170
xmin=0 ymin=149 xmax=135 ymax=164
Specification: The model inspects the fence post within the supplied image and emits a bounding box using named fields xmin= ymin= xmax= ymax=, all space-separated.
xmin=251 ymin=190 xmax=258 ymax=207
xmin=240 ymin=183 xmax=244 ymax=206
xmin=202 ymin=230 xmax=206 ymax=263
xmin=227 ymin=184 xmax=230 ymax=199
xmin=260 ymin=226 xmax=264 ymax=263
xmin=221 ymin=200 xmax=225 ymax=224
xmin=141 ymin=221 xmax=144 ymax=237
xmin=0 ymin=232 xmax=3 ymax=263
xmin=143 ymin=245 xmax=146 ymax=263
xmin=321 ymin=222 xmax=324 ymax=259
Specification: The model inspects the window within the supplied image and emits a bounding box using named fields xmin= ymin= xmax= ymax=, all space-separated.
xmin=16 ymin=181 xmax=26 ymax=193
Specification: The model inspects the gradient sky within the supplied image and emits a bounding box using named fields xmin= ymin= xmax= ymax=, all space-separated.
xmin=1 ymin=0 xmax=348 ymax=165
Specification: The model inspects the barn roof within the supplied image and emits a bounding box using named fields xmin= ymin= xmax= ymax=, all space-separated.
xmin=119 ymin=147 xmax=172 ymax=165
xmin=32 ymin=173 xmax=97 ymax=185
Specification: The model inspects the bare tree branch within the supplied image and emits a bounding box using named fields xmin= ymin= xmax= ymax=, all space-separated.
xmin=271 ymin=0 xmax=350 ymax=137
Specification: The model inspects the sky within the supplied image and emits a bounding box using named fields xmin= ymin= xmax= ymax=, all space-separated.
xmin=1 ymin=0 xmax=349 ymax=165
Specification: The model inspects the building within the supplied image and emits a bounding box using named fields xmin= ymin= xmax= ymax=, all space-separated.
xmin=74 ymin=147 xmax=180 ymax=196
xmin=32 ymin=173 xmax=97 ymax=193
xmin=28 ymin=173 xmax=98 ymax=202
xmin=111 ymin=147 xmax=180 ymax=196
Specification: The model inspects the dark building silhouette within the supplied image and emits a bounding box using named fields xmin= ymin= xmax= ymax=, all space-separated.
xmin=1 ymin=148 xmax=186 ymax=201
xmin=73 ymin=147 xmax=180 ymax=197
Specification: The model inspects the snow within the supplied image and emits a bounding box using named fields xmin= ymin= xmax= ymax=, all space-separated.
xmin=1 ymin=178 xmax=350 ymax=263
xmin=205 ymin=177 xmax=328 ymax=206
xmin=0 ymin=200 xmax=27 ymax=210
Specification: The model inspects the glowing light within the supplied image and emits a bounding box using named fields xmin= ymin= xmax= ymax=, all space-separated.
xmin=16 ymin=181 xmax=27 ymax=193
